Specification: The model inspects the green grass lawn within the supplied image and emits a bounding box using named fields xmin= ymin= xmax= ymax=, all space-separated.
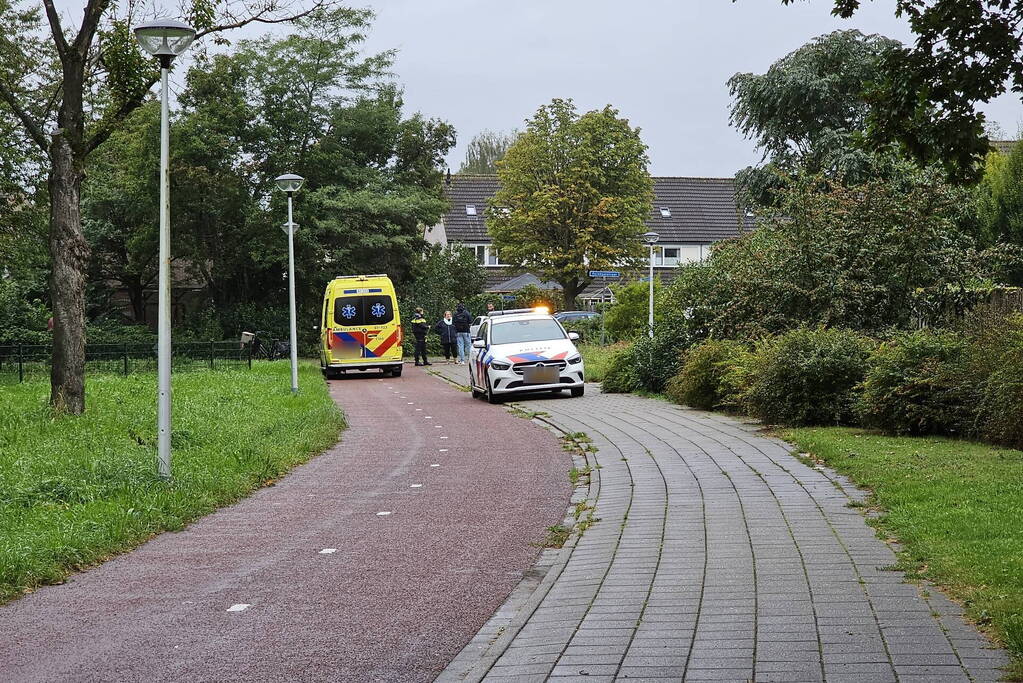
xmin=783 ymin=427 xmax=1023 ymax=672
xmin=0 ymin=362 xmax=344 ymax=603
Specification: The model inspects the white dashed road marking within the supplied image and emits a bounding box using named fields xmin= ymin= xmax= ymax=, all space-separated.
xmin=227 ymin=604 xmax=251 ymax=612
xmin=319 ymin=548 xmax=337 ymax=554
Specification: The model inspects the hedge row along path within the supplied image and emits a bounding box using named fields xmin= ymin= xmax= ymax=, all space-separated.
xmin=431 ymin=364 xmax=1009 ymax=683
xmin=0 ymin=369 xmax=571 ymax=682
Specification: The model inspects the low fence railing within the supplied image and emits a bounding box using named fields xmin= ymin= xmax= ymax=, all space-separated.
xmin=0 ymin=341 xmax=253 ymax=384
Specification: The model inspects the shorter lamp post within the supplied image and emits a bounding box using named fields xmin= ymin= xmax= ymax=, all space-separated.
xmin=275 ymin=173 xmax=304 ymax=394
xmin=642 ymin=231 xmax=660 ymax=339
xmin=133 ymin=17 xmax=196 ymax=479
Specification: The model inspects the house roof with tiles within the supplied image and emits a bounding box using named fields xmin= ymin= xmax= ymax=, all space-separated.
xmin=439 ymin=174 xmax=748 ymax=244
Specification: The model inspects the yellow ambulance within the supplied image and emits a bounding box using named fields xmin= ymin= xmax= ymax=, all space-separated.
xmin=320 ymin=274 xmax=403 ymax=378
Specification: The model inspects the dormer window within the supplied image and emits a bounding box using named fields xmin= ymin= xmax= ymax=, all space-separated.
xmin=659 ymin=207 xmax=672 ymax=218
xmin=465 ymin=204 xmax=477 ymax=215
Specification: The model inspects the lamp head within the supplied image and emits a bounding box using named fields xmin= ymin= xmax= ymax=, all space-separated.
xmin=133 ymin=19 xmax=196 ymax=59
xmin=275 ymin=173 xmax=305 ymax=193
xmin=642 ymin=231 xmax=660 ymax=245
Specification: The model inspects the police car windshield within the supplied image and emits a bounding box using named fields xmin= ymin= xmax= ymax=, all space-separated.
xmin=491 ymin=318 xmax=566 ymax=345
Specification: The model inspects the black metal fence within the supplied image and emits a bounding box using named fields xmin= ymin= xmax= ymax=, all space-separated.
xmin=0 ymin=341 xmax=253 ymax=384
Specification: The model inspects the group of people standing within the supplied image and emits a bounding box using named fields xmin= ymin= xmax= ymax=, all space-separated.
xmin=409 ymin=303 xmax=474 ymax=366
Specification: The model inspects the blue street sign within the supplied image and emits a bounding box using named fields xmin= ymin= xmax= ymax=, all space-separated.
xmin=501 ymin=294 xmax=516 ymax=301
xmin=588 ymin=270 xmax=620 ymax=278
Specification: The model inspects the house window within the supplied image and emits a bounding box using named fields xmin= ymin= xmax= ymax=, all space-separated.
xmin=659 ymin=207 xmax=672 ymax=218
xmin=465 ymin=204 xmax=477 ymax=215
xmin=468 ymin=244 xmax=503 ymax=266
xmin=680 ymin=246 xmax=702 ymax=263
xmin=662 ymin=247 xmax=680 ymax=266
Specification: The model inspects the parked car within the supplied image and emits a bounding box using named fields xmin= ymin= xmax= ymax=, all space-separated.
xmin=553 ymin=310 xmax=600 ymax=323
xmin=469 ymin=308 xmax=585 ymax=403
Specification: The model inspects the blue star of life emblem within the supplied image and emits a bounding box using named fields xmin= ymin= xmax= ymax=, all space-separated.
xmin=371 ymin=302 xmax=387 ymax=318
xmin=341 ymin=304 xmax=357 ymax=319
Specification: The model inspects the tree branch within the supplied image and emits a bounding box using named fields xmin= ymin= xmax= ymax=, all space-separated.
xmin=74 ymin=0 xmax=112 ymax=60
xmin=194 ymin=0 xmax=327 ymax=39
xmin=0 ymin=79 xmax=49 ymax=152
xmin=41 ymin=0 xmax=69 ymax=61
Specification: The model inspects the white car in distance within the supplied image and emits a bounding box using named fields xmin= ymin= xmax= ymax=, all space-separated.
xmin=468 ymin=308 xmax=585 ymax=403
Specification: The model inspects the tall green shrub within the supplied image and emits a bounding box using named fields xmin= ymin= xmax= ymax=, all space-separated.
xmin=858 ymin=330 xmax=975 ymax=436
xmin=600 ymin=344 xmax=641 ymax=393
xmin=744 ymin=327 xmax=873 ymax=426
xmin=666 ymin=339 xmax=746 ymax=410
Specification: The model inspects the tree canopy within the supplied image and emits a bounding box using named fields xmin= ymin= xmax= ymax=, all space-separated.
xmin=663 ymin=170 xmax=1012 ymax=340
xmin=728 ymin=30 xmax=904 ymax=206
xmin=458 ymin=130 xmax=517 ymax=174
xmin=80 ymin=12 xmax=456 ymax=342
xmin=488 ymin=99 xmax=652 ymax=307
xmin=783 ymin=0 xmax=1023 ymax=181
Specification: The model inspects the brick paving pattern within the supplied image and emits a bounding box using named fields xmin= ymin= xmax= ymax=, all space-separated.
xmin=432 ymin=366 xmax=1008 ymax=683
xmin=0 ymin=368 xmax=571 ymax=682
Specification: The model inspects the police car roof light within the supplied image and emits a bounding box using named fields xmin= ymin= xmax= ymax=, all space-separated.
xmin=487 ymin=308 xmax=535 ymax=317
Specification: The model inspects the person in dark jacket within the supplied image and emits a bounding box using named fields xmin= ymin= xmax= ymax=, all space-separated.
xmin=434 ymin=310 xmax=458 ymax=363
xmin=411 ymin=307 xmax=431 ymax=366
xmin=452 ymin=303 xmax=473 ymax=364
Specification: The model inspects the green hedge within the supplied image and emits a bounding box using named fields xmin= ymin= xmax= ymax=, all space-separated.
xmin=742 ymin=328 xmax=874 ymax=426
xmin=857 ymin=330 xmax=975 ymax=436
xmin=665 ymin=339 xmax=747 ymax=410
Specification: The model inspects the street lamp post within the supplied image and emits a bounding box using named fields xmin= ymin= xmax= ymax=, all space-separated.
xmin=643 ymin=231 xmax=660 ymax=339
xmin=275 ymin=174 xmax=305 ymax=394
xmin=133 ymin=18 xmax=196 ymax=479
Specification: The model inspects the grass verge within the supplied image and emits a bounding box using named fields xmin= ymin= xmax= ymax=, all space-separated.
xmin=578 ymin=342 xmax=629 ymax=383
xmin=783 ymin=427 xmax=1023 ymax=674
xmin=0 ymin=361 xmax=344 ymax=603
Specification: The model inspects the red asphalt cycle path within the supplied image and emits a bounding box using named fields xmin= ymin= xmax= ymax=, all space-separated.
xmin=0 ymin=367 xmax=571 ymax=682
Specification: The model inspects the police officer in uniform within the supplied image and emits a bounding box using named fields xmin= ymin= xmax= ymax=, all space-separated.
xmin=411 ymin=307 xmax=431 ymax=366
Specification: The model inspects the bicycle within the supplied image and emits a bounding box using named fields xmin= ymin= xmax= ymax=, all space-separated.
xmin=240 ymin=330 xmax=290 ymax=360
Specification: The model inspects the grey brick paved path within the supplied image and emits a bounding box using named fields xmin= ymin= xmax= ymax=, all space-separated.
xmin=431 ymin=366 xmax=1008 ymax=683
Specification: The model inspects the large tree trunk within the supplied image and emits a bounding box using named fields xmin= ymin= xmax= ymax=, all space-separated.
xmin=562 ymin=278 xmax=582 ymax=310
xmin=48 ymin=135 xmax=89 ymax=414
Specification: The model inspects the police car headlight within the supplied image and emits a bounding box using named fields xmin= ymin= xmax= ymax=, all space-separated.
xmin=567 ymin=354 xmax=582 ymax=365
xmin=490 ymin=360 xmax=511 ymax=371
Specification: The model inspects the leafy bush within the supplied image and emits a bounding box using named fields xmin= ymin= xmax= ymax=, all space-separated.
xmin=666 ymin=339 xmax=746 ymax=410
xmin=744 ymin=327 xmax=873 ymax=426
xmin=600 ymin=344 xmax=641 ymax=393
xmin=0 ymin=279 xmax=50 ymax=345
xmin=603 ymin=280 xmax=661 ymax=341
xmin=625 ymin=333 xmax=683 ymax=393
xmin=858 ymin=330 xmax=975 ymax=436
xmin=973 ymin=318 xmax=1023 ymax=448
xmin=660 ymin=172 xmax=1005 ymax=339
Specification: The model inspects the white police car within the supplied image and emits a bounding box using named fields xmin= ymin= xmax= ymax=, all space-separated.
xmin=468 ymin=308 xmax=586 ymax=403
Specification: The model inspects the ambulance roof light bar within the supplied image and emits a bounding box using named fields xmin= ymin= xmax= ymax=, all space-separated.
xmin=334 ymin=274 xmax=389 ymax=280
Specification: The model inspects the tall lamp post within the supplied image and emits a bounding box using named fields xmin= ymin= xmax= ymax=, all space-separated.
xmin=275 ymin=174 xmax=304 ymax=394
xmin=134 ymin=18 xmax=196 ymax=479
xmin=643 ymin=231 xmax=660 ymax=339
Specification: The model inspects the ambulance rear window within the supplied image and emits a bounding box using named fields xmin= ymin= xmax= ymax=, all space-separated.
xmin=334 ymin=296 xmax=394 ymax=326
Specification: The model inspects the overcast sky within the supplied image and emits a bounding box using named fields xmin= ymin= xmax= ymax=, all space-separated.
xmin=354 ymin=0 xmax=1022 ymax=177
xmin=50 ymin=0 xmax=1023 ymax=176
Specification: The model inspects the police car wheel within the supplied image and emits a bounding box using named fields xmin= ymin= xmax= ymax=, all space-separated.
xmin=485 ymin=375 xmax=501 ymax=404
